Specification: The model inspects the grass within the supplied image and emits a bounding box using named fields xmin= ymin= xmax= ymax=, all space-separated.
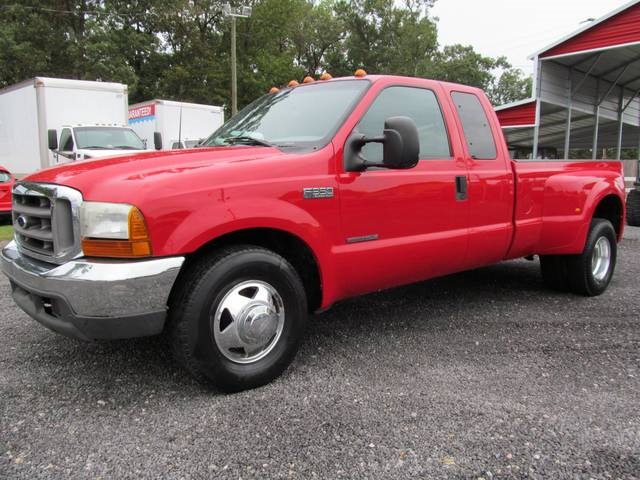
xmin=0 ymin=225 xmax=14 ymax=241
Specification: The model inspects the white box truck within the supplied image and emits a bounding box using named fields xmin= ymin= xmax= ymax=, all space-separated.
xmin=0 ymin=77 xmax=130 ymax=176
xmin=128 ymin=100 xmax=224 ymax=150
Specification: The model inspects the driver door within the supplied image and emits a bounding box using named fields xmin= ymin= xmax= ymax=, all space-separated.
xmin=335 ymin=84 xmax=469 ymax=298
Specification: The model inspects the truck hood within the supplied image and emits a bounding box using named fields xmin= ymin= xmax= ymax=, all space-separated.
xmin=25 ymin=145 xmax=286 ymax=202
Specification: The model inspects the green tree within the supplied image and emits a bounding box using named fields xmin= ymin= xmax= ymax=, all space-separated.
xmin=0 ymin=0 xmax=533 ymax=111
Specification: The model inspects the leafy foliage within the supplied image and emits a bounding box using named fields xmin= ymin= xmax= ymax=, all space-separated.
xmin=0 ymin=0 xmax=532 ymax=109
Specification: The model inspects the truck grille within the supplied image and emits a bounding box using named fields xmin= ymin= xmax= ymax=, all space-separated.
xmin=12 ymin=183 xmax=83 ymax=264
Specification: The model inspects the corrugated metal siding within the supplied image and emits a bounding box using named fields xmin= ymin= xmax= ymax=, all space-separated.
xmin=541 ymin=4 xmax=640 ymax=57
xmin=496 ymin=101 xmax=536 ymax=127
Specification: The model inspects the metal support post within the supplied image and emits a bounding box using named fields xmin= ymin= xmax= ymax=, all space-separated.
xmin=231 ymin=15 xmax=237 ymax=116
xmin=564 ymin=68 xmax=573 ymax=159
xmin=616 ymin=88 xmax=624 ymax=160
xmin=593 ymin=79 xmax=600 ymax=160
xmin=224 ymin=4 xmax=252 ymax=117
xmin=532 ymin=58 xmax=543 ymax=160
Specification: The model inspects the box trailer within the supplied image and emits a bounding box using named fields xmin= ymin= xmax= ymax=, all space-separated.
xmin=128 ymin=100 xmax=224 ymax=150
xmin=0 ymin=77 xmax=129 ymax=176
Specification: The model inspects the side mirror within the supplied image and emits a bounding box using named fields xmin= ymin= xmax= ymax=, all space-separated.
xmin=344 ymin=116 xmax=419 ymax=172
xmin=48 ymin=129 xmax=58 ymax=151
xmin=153 ymin=131 xmax=163 ymax=150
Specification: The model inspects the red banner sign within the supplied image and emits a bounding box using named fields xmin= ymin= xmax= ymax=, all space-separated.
xmin=128 ymin=104 xmax=156 ymax=121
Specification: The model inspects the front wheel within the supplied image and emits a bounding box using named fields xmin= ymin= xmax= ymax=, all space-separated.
xmin=168 ymin=246 xmax=307 ymax=391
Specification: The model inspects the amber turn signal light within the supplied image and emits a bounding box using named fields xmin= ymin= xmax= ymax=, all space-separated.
xmin=82 ymin=239 xmax=152 ymax=258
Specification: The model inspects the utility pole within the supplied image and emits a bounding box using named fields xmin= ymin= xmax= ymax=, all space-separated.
xmin=223 ymin=4 xmax=252 ymax=116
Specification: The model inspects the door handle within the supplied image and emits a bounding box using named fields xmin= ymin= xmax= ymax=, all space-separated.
xmin=455 ymin=176 xmax=468 ymax=201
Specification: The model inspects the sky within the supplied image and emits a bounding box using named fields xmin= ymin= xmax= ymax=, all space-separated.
xmin=430 ymin=0 xmax=632 ymax=75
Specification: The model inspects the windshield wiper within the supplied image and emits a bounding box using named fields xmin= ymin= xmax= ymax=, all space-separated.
xmin=113 ymin=145 xmax=141 ymax=150
xmin=81 ymin=146 xmax=110 ymax=150
xmin=224 ymin=136 xmax=274 ymax=147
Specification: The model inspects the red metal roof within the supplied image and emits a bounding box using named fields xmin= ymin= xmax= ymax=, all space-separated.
xmin=540 ymin=2 xmax=640 ymax=58
xmin=495 ymin=100 xmax=536 ymax=128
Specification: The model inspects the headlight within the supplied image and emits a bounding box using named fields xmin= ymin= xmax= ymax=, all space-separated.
xmin=80 ymin=202 xmax=151 ymax=258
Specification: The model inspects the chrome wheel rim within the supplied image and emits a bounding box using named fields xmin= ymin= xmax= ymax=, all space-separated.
xmin=212 ymin=280 xmax=285 ymax=364
xmin=591 ymin=236 xmax=611 ymax=282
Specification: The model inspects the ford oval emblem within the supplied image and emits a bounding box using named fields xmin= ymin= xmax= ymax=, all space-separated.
xmin=16 ymin=215 xmax=27 ymax=229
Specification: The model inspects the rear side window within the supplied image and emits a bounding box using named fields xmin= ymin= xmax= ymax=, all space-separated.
xmin=451 ymin=91 xmax=496 ymax=160
xmin=0 ymin=171 xmax=10 ymax=183
xmin=356 ymin=86 xmax=451 ymax=162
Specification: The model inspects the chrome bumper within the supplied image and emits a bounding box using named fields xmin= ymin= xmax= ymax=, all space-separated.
xmin=1 ymin=241 xmax=185 ymax=340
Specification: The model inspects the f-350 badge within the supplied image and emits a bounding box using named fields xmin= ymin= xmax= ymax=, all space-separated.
xmin=303 ymin=187 xmax=334 ymax=199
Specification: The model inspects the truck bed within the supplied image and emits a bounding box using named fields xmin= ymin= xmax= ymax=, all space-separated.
xmin=507 ymin=160 xmax=625 ymax=259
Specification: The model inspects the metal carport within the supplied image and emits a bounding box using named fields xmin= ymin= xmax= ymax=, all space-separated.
xmin=495 ymin=0 xmax=640 ymax=186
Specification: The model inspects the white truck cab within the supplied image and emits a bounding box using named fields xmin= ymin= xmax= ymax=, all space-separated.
xmin=49 ymin=124 xmax=148 ymax=164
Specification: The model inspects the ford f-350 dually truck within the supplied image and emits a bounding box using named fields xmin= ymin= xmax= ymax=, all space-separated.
xmin=1 ymin=74 xmax=626 ymax=391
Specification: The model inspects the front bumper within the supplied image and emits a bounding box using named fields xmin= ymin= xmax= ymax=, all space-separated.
xmin=1 ymin=241 xmax=185 ymax=340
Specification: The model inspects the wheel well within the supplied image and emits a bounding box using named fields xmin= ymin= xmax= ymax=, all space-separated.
xmin=182 ymin=228 xmax=322 ymax=312
xmin=593 ymin=194 xmax=623 ymax=237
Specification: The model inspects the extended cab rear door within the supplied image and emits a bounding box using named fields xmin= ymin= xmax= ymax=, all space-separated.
xmin=335 ymin=79 xmax=470 ymax=298
xmin=446 ymin=87 xmax=515 ymax=268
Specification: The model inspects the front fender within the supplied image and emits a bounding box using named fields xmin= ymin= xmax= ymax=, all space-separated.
xmin=167 ymin=197 xmax=329 ymax=254
xmin=151 ymin=194 xmax=340 ymax=308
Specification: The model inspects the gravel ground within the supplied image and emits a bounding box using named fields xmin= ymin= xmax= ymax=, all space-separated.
xmin=1 ymin=229 xmax=639 ymax=479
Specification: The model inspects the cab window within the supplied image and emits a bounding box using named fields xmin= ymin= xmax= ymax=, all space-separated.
xmin=356 ymin=86 xmax=451 ymax=162
xmin=451 ymin=91 xmax=497 ymax=160
xmin=59 ymin=129 xmax=74 ymax=152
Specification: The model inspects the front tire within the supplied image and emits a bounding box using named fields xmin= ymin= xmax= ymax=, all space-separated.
xmin=168 ymin=246 xmax=307 ymax=391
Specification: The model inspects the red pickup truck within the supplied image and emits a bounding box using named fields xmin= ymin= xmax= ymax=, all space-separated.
xmin=1 ymin=74 xmax=626 ymax=391
xmin=0 ymin=165 xmax=15 ymax=217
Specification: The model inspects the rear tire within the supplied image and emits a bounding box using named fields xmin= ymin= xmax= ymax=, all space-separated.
xmin=168 ymin=245 xmax=307 ymax=391
xmin=627 ymin=189 xmax=640 ymax=226
xmin=566 ymin=219 xmax=617 ymax=296
xmin=540 ymin=255 xmax=569 ymax=292
xmin=540 ymin=219 xmax=617 ymax=296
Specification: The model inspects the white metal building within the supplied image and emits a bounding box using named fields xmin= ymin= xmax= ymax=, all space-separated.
xmin=495 ymin=0 xmax=640 ymax=184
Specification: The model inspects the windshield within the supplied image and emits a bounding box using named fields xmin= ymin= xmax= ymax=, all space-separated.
xmin=202 ymin=80 xmax=370 ymax=150
xmin=74 ymin=127 xmax=145 ymax=150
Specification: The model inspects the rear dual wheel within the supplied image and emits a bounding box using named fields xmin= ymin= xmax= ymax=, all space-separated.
xmin=627 ymin=189 xmax=640 ymax=226
xmin=540 ymin=218 xmax=617 ymax=296
xmin=168 ymin=246 xmax=307 ymax=392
